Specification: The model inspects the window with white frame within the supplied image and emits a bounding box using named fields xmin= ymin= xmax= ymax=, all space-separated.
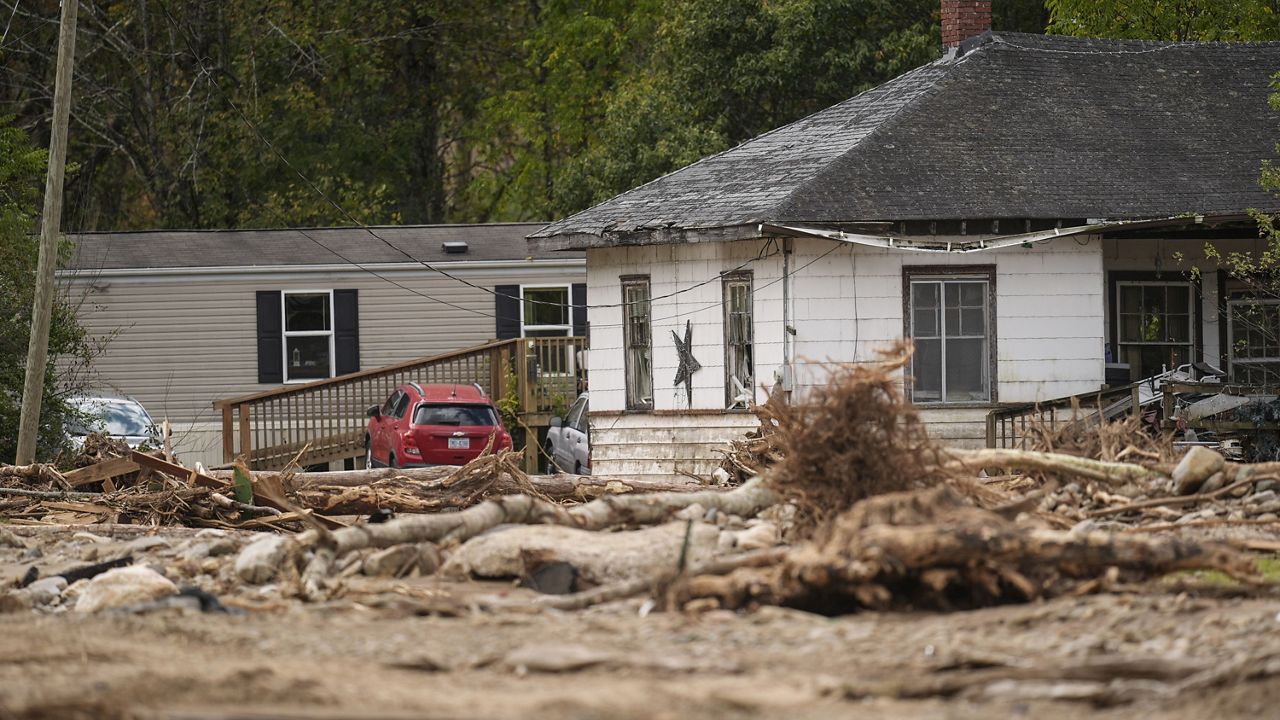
xmin=622 ymin=276 xmax=653 ymax=410
xmin=283 ymin=290 xmax=334 ymax=382
xmin=1229 ymin=297 xmax=1280 ymax=384
xmin=723 ymin=273 xmax=754 ymax=408
xmin=907 ymin=271 xmax=992 ymax=403
xmin=521 ymin=285 xmax=572 ymax=338
xmin=1115 ymin=281 xmax=1193 ymax=380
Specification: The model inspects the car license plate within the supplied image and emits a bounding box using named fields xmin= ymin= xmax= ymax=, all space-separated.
xmin=448 ymin=437 xmax=470 ymax=450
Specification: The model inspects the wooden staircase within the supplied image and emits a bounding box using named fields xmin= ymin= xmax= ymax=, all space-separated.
xmin=986 ymin=382 xmax=1144 ymax=449
xmin=213 ymin=337 xmax=586 ymax=471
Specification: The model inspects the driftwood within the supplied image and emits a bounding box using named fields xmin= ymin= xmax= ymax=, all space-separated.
xmin=943 ymin=448 xmax=1165 ymax=485
xmin=238 ymin=477 xmax=779 ymax=599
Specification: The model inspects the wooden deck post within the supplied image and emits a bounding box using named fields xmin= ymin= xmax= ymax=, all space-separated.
xmin=238 ymin=403 xmax=251 ymax=464
xmin=221 ymin=404 xmax=234 ymax=463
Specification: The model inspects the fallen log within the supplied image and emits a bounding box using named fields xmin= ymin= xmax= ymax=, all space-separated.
xmin=237 ymin=477 xmax=780 ymax=597
xmin=942 ymin=448 xmax=1165 ymax=485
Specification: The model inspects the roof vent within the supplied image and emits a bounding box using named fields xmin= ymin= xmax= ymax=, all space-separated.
xmin=442 ymin=241 xmax=469 ymax=254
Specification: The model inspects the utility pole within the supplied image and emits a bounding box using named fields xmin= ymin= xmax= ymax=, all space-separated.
xmin=15 ymin=0 xmax=78 ymax=465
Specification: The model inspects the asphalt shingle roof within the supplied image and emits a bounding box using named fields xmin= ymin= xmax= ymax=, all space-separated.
xmin=67 ymin=223 xmax=577 ymax=271
xmin=531 ymin=32 xmax=1280 ymax=249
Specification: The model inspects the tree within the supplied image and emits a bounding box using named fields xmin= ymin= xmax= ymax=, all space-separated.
xmin=559 ymin=0 xmax=942 ymax=209
xmin=0 ymin=118 xmax=98 ymax=461
xmin=1047 ymin=0 xmax=1280 ymax=41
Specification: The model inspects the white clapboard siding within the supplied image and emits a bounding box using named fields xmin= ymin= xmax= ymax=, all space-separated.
xmin=586 ymin=235 xmax=1106 ymax=478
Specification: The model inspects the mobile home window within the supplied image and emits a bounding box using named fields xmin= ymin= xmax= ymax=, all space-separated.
xmin=724 ymin=273 xmax=754 ymax=408
xmin=1228 ymin=298 xmax=1280 ymax=385
xmin=1115 ymin=281 xmax=1193 ymax=379
xmin=521 ymin=285 xmax=572 ymax=337
xmin=283 ymin=290 xmax=334 ymax=382
xmin=622 ymin=277 xmax=653 ymax=410
xmin=907 ymin=273 xmax=992 ymax=403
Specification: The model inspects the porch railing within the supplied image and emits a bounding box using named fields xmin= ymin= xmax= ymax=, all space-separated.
xmin=214 ymin=336 xmax=587 ymax=470
xmin=986 ymin=382 xmax=1142 ymax=449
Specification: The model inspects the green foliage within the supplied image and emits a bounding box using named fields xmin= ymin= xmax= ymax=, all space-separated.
xmin=1047 ymin=0 xmax=1280 ymax=41
xmin=0 ymin=0 xmax=963 ymax=228
xmin=0 ymin=118 xmax=98 ymax=462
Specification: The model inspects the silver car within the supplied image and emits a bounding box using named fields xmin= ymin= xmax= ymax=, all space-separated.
xmin=66 ymin=395 xmax=160 ymax=450
xmin=546 ymin=392 xmax=590 ymax=475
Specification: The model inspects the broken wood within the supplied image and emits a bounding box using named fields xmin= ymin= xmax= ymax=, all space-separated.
xmin=943 ymin=448 xmax=1165 ymax=485
xmin=62 ymin=457 xmax=140 ymax=488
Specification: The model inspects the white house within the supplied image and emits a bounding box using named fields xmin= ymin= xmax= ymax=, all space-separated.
xmin=529 ymin=2 xmax=1280 ymax=480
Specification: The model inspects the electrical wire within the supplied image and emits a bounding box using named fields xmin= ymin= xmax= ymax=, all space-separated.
xmin=154 ymin=0 xmax=782 ymax=313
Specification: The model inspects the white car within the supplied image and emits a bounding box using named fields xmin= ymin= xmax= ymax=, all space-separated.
xmin=66 ymin=395 xmax=160 ymax=450
xmin=546 ymin=392 xmax=590 ymax=475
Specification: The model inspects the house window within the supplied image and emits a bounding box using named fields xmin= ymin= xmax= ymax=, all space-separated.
xmin=723 ymin=273 xmax=754 ymax=408
xmin=1116 ymin=281 xmax=1193 ymax=380
xmin=283 ymin=290 xmax=334 ymax=382
xmin=1228 ymin=298 xmax=1280 ymax=384
xmin=521 ymin=285 xmax=572 ymax=338
xmin=622 ymin=276 xmax=653 ymax=410
xmin=906 ymin=268 xmax=993 ymax=403
xmin=255 ymin=289 xmax=358 ymax=385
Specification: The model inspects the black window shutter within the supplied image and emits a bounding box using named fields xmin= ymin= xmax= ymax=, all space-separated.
xmin=334 ymin=289 xmax=360 ymax=375
xmin=495 ymin=285 xmax=521 ymax=339
xmin=255 ymin=291 xmax=283 ymax=384
xmin=571 ymin=283 xmax=587 ymax=338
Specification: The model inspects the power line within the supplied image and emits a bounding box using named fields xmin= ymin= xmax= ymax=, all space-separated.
xmin=153 ymin=0 xmax=781 ymax=313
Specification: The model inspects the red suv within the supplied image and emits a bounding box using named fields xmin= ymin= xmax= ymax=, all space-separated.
xmin=365 ymin=383 xmax=513 ymax=468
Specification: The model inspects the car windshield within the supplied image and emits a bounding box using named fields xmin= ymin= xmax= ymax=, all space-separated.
xmin=413 ymin=404 xmax=497 ymax=426
xmin=69 ymin=400 xmax=152 ymax=436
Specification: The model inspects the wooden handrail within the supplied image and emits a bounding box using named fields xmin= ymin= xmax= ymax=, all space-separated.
xmin=215 ymin=336 xmax=587 ymax=470
xmin=212 ymin=337 xmax=522 ymax=409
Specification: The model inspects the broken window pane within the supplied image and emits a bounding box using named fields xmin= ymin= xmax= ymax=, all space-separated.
xmin=623 ymin=278 xmax=653 ymax=409
xmin=724 ymin=275 xmax=754 ymax=408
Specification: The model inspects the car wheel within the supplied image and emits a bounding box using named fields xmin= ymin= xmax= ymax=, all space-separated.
xmin=542 ymin=440 xmax=556 ymax=473
xmin=364 ymin=437 xmax=374 ymax=468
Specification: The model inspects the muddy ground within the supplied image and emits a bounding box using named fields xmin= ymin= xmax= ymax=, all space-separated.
xmin=2 ymin=525 xmax=1279 ymax=720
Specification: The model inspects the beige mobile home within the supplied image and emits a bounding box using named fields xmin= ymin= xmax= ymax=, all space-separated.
xmin=61 ymin=223 xmax=584 ymax=468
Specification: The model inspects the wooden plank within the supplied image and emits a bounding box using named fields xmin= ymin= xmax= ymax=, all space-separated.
xmin=62 ymin=457 xmax=140 ymax=488
xmin=130 ymin=450 xmax=224 ymax=490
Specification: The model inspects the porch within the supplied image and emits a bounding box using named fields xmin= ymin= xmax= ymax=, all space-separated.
xmin=213 ymin=337 xmax=586 ymax=471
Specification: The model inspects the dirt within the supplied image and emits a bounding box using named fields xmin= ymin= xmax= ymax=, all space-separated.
xmin=3 ymin=524 xmax=1280 ymax=720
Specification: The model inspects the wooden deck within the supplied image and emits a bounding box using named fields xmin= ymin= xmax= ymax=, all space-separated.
xmin=213 ymin=337 xmax=586 ymax=471
xmin=986 ymin=382 xmax=1142 ymax=449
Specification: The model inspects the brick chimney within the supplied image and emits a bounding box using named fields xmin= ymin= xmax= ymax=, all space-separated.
xmin=941 ymin=0 xmax=992 ymax=48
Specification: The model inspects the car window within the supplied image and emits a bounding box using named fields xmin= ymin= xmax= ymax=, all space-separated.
xmin=565 ymin=395 xmax=587 ymax=427
xmin=570 ymin=397 xmax=589 ymax=434
xmin=392 ymin=393 xmax=412 ymax=419
xmin=71 ymin=400 xmax=152 ymax=436
xmin=413 ymin=404 xmax=497 ymax=426
xmin=381 ymin=390 xmax=401 ymax=417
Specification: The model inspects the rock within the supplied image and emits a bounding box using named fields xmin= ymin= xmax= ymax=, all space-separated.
xmin=0 ymin=527 xmax=26 ymax=549
xmin=502 ymin=643 xmax=614 ymax=673
xmin=0 ymin=592 xmax=32 ymax=613
xmin=674 ymin=503 xmax=706 ymax=521
xmin=75 ymin=566 xmax=178 ymax=613
xmin=520 ymin=561 xmax=577 ymax=594
xmin=1198 ymin=472 xmax=1227 ymax=495
xmin=442 ymin=521 xmax=721 ymax=586
xmin=181 ymin=539 xmax=236 ymax=563
xmin=362 ymin=545 xmax=418 ymax=577
xmin=1257 ymin=479 xmax=1280 ymax=494
xmin=1257 ymin=513 xmax=1279 ymax=522
xmin=20 ymin=546 xmax=42 ymax=561
xmin=234 ymin=535 xmax=294 ymax=584
xmin=1249 ymin=490 xmax=1278 ymax=505
xmin=1231 ymin=482 xmax=1252 ymax=498
xmin=1228 ymin=510 xmax=1245 ymax=521
xmin=72 ymin=531 xmax=111 ymax=544
xmin=25 ymin=576 xmax=68 ymax=606
xmin=1172 ymin=446 xmax=1224 ymax=495
xmin=717 ymin=531 xmax=738 ymax=552
xmin=125 ymin=536 xmax=171 ymax=553
xmin=733 ymin=522 xmax=779 ymax=551
xmin=1068 ymin=519 xmax=1100 ymax=537
xmin=416 ymin=543 xmax=442 ymax=576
